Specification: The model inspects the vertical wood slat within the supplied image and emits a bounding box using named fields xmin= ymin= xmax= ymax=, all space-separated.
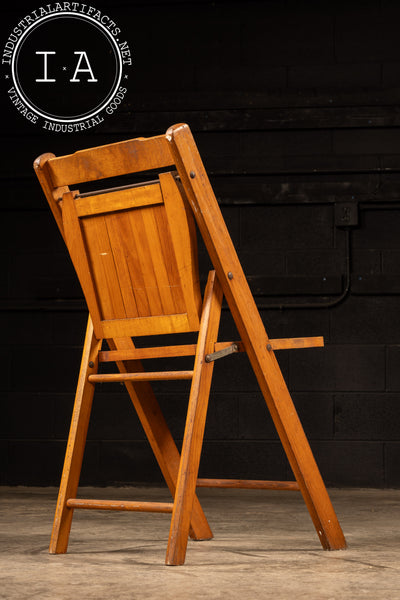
xmin=152 ymin=204 xmax=187 ymax=315
xmin=111 ymin=208 xmax=151 ymax=318
xmin=141 ymin=205 xmax=177 ymax=315
xmin=81 ymin=216 xmax=127 ymax=320
xmin=127 ymin=207 xmax=164 ymax=316
xmin=102 ymin=212 xmax=139 ymax=318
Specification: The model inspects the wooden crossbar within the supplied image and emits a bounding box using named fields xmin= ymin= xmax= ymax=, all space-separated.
xmin=269 ymin=336 xmax=324 ymax=351
xmin=88 ymin=371 xmax=194 ymax=383
xmin=99 ymin=344 xmax=198 ymax=362
xmin=196 ymin=478 xmax=300 ymax=491
xmin=66 ymin=499 xmax=174 ymax=513
xmin=215 ymin=337 xmax=324 ymax=353
xmin=98 ymin=336 xmax=324 ymax=363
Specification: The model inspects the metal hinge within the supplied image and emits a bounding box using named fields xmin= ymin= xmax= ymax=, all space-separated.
xmin=205 ymin=343 xmax=239 ymax=363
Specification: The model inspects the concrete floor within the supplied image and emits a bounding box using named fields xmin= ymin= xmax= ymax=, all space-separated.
xmin=1 ymin=487 xmax=399 ymax=599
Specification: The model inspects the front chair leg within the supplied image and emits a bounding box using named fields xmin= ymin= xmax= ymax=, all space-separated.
xmin=166 ymin=271 xmax=223 ymax=566
xmin=109 ymin=336 xmax=213 ymax=541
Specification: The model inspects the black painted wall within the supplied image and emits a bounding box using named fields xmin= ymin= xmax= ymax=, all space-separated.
xmin=1 ymin=0 xmax=400 ymax=487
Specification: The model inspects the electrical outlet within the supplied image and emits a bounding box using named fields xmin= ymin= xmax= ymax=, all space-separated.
xmin=335 ymin=202 xmax=358 ymax=228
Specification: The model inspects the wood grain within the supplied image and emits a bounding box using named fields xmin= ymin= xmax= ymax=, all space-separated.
xmin=167 ymin=122 xmax=347 ymax=552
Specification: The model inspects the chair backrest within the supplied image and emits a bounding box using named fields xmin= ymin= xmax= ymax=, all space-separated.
xmin=34 ymin=134 xmax=202 ymax=340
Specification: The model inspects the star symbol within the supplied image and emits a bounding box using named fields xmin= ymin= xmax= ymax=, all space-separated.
xmin=63 ymin=66 xmax=67 ymax=71
xmin=5 ymin=74 xmax=9 ymax=79
xmin=124 ymin=74 xmax=128 ymax=79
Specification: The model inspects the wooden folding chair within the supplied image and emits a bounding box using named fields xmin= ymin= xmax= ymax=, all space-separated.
xmin=34 ymin=123 xmax=346 ymax=566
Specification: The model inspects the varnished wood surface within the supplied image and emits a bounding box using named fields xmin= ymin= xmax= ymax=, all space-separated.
xmin=166 ymin=271 xmax=223 ymax=565
xmin=34 ymin=131 xmax=214 ymax=558
xmin=88 ymin=370 xmax=194 ymax=383
xmin=49 ymin=317 xmax=101 ymax=554
xmin=46 ymin=135 xmax=174 ymax=187
xmin=269 ymin=336 xmax=324 ymax=350
xmin=55 ymin=173 xmax=202 ymax=340
xmin=35 ymin=123 xmax=346 ymax=566
xmin=99 ymin=344 xmax=198 ymax=362
xmin=196 ymin=479 xmax=300 ymax=490
xmin=74 ymin=183 xmax=164 ymax=217
xmin=106 ymin=335 xmax=213 ymax=543
xmin=167 ymin=123 xmax=347 ymax=552
xmin=66 ymin=499 xmax=174 ymax=513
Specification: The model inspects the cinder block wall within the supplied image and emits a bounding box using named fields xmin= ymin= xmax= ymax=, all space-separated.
xmin=1 ymin=1 xmax=400 ymax=487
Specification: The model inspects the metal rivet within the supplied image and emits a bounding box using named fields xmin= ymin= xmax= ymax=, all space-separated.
xmin=189 ymin=171 xmax=196 ymax=179
xmin=267 ymin=344 xmax=272 ymax=351
xmin=227 ymin=272 xmax=233 ymax=280
xmin=88 ymin=361 xmax=94 ymax=368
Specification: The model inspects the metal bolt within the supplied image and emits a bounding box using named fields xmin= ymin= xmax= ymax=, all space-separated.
xmin=88 ymin=361 xmax=94 ymax=368
xmin=267 ymin=343 xmax=272 ymax=351
xmin=227 ymin=272 xmax=233 ymax=280
xmin=189 ymin=171 xmax=196 ymax=179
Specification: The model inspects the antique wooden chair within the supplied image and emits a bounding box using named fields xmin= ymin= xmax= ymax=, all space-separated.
xmin=34 ymin=123 xmax=346 ymax=565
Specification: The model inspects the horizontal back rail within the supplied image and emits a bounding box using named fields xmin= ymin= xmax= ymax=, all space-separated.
xmin=47 ymin=135 xmax=174 ymax=187
xmin=100 ymin=314 xmax=192 ymax=339
xmin=74 ymin=183 xmax=164 ymax=217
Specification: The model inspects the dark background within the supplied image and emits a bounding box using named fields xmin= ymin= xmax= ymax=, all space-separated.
xmin=1 ymin=0 xmax=400 ymax=488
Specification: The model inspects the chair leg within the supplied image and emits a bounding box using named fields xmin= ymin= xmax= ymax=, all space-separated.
xmin=109 ymin=338 xmax=213 ymax=542
xmin=49 ymin=316 xmax=102 ymax=554
xmin=169 ymin=122 xmax=346 ymax=552
xmin=258 ymin=359 xmax=347 ymax=550
xmin=166 ymin=271 xmax=223 ymax=566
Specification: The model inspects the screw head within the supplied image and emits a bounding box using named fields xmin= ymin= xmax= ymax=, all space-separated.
xmin=88 ymin=361 xmax=94 ymax=368
xmin=189 ymin=170 xmax=196 ymax=179
xmin=227 ymin=271 xmax=233 ymax=280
